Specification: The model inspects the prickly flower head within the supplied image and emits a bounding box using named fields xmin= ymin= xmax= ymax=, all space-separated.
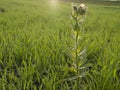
xmin=73 ymin=5 xmax=77 ymax=13
xmin=78 ymin=3 xmax=87 ymax=15
xmin=72 ymin=3 xmax=78 ymax=15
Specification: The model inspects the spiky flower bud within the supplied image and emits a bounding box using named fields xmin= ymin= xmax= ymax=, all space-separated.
xmin=78 ymin=3 xmax=87 ymax=15
xmin=73 ymin=5 xmax=78 ymax=13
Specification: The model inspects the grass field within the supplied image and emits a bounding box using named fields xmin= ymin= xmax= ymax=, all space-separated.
xmin=0 ymin=0 xmax=120 ymax=90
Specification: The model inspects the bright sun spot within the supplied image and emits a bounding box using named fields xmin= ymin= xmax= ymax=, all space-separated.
xmin=50 ymin=0 xmax=59 ymax=8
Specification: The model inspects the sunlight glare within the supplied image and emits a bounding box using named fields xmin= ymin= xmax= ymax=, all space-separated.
xmin=50 ymin=0 xmax=59 ymax=8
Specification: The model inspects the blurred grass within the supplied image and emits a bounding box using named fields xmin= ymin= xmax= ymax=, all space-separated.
xmin=0 ymin=0 xmax=120 ymax=89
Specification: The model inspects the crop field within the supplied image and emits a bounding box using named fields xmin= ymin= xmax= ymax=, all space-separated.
xmin=0 ymin=0 xmax=120 ymax=90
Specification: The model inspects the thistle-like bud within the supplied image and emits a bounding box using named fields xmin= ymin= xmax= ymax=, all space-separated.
xmin=73 ymin=5 xmax=78 ymax=13
xmin=72 ymin=3 xmax=78 ymax=16
xmin=78 ymin=3 xmax=87 ymax=15
xmin=71 ymin=3 xmax=87 ymax=28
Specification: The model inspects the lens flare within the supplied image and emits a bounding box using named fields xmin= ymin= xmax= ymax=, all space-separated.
xmin=50 ymin=0 xmax=58 ymax=8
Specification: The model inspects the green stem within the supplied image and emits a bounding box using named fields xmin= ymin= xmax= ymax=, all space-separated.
xmin=75 ymin=31 xmax=78 ymax=74
xmin=75 ymin=30 xmax=79 ymax=90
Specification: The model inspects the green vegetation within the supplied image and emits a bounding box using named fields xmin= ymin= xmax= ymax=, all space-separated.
xmin=0 ymin=0 xmax=120 ymax=90
xmin=65 ymin=0 xmax=120 ymax=6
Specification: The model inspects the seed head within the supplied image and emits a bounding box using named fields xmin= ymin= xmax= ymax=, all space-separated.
xmin=73 ymin=5 xmax=78 ymax=12
xmin=78 ymin=3 xmax=87 ymax=15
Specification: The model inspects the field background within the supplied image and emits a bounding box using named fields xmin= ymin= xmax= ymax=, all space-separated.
xmin=0 ymin=0 xmax=120 ymax=90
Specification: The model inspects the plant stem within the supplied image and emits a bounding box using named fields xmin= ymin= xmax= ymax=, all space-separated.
xmin=75 ymin=30 xmax=80 ymax=90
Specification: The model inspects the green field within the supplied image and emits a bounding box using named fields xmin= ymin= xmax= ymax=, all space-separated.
xmin=0 ymin=0 xmax=120 ymax=90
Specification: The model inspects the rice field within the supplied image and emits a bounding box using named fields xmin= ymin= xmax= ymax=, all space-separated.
xmin=0 ymin=0 xmax=120 ymax=90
